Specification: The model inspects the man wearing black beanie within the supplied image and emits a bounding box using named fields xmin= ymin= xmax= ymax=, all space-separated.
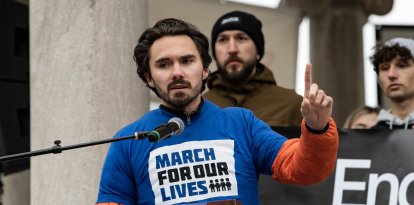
xmin=204 ymin=10 xmax=303 ymax=127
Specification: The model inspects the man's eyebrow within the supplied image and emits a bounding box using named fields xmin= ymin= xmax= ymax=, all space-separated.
xmin=396 ymin=57 xmax=410 ymax=63
xmin=153 ymin=54 xmax=196 ymax=65
xmin=181 ymin=54 xmax=196 ymax=59
xmin=217 ymin=33 xmax=228 ymax=38
xmin=235 ymin=32 xmax=248 ymax=36
xmin=154 ymin=57 xmax=170 ymax=64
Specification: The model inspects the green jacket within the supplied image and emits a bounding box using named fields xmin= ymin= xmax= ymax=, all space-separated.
xmin=203 ymin=66 xmax=302 ymax=127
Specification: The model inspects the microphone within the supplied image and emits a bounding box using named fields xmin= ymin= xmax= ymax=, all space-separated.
xmin=147 ymin=117 xmax=185 ymax=142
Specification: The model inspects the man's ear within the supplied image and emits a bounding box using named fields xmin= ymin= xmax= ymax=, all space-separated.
xmin=145 ymin=74 xmax=155 ymax=88
xmin=256 ymin=54 xmax=260 ymax=60
xmin=202 ymin=68 xmax=209 ymax=80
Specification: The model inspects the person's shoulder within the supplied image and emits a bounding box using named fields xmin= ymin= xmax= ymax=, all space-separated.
xmin=218 ymin=107 xmax=258 ymax=127
xmin=114 ymin=110 xmax=159 ymax=137
xmin=205 ymin=99 xmax=252 ymax=114
xmin=223 ymin=106 xmax=252 ymax=113
xmin=222 ymin=106 xmax=256 ymax=121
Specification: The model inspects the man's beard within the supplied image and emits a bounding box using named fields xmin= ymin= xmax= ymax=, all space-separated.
xmin=153 ymin=77 xmax=203 ymax=108
xmin=217 ymin=56 xmax=256 ymax=84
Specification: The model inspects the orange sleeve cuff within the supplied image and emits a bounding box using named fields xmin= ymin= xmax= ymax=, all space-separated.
xmin=271 ymin=117 xmax=339 ymax=185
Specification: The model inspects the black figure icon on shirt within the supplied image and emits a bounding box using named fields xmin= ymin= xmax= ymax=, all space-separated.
xmin=209 ymin=178 xmax=232 ymax=192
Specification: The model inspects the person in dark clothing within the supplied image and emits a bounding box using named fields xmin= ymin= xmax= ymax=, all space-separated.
xmin=370 ymin=37 xmax=414 ymax=129
xmin=203 ymin=11 xmax=302 ymax=127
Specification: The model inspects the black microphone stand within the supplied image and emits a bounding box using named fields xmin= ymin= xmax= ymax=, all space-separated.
xmin=0 ymin=132 xmax=149 ymax=163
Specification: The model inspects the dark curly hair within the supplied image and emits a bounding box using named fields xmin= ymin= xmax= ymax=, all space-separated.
xmin=370 ymin=42 xmax=414 ymax=75
xmin=133 ymin=18 xmax=212 ymax=94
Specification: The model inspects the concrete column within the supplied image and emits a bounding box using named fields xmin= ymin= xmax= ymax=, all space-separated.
xmin=30 ymin=1 xmax=148 ymax=204
xmin=286 ymin=0 xmax=393 ymax=125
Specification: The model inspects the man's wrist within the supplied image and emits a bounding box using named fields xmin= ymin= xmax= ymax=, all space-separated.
xmin=305 ymin=123 xmax=329 ymax=134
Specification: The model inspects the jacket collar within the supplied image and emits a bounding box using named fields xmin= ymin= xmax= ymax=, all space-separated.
xmin=159 ymin=98 xmax=204 ymax=116
xmin=206 ymin=65 xmax=277 ymax=94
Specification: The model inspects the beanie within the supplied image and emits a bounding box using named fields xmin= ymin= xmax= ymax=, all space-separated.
xmin=211 ymin=10 xmax=265 ymax=61
xmin=385 ymin=37 xmax=414 ymax=58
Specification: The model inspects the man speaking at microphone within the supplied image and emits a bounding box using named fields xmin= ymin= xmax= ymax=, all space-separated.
xmin=96 ymin=18 xmax=339 ymax=205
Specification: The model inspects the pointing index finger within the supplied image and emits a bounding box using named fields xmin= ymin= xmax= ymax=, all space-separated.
xmin=304 ymin=63 xmax=312 ymax=98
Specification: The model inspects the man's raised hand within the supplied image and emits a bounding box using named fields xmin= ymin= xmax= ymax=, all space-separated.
xmin=301 ymin=64 xmax=333 ymax=130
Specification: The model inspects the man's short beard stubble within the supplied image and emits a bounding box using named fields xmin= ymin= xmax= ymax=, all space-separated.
xmin=153 ymin=77 xmax=203 ymax=108
xmin=217 ymin=56 xmax=256 ymax=84
xmin=387 ymin=91 xmax=414 ymax=103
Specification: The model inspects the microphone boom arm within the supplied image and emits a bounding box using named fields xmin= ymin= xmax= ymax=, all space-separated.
xmin=0 ymin=132 xmax=148 ymax=163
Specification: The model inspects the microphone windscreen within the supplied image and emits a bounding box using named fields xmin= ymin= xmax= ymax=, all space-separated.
xmin=168 ymin=117 xmax=185 ymax=135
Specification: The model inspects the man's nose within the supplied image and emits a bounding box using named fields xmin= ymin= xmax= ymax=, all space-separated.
xmin=228 ymin=38 xmax=238 ymax=54
xmin=171 ymin=64 xmax=184 ymax=78
xmin=387 ymin=65 xmax=398 ymax=79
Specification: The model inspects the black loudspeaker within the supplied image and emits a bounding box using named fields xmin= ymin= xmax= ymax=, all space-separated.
xmin=0 ymin=0 xmax=30 ymax=175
